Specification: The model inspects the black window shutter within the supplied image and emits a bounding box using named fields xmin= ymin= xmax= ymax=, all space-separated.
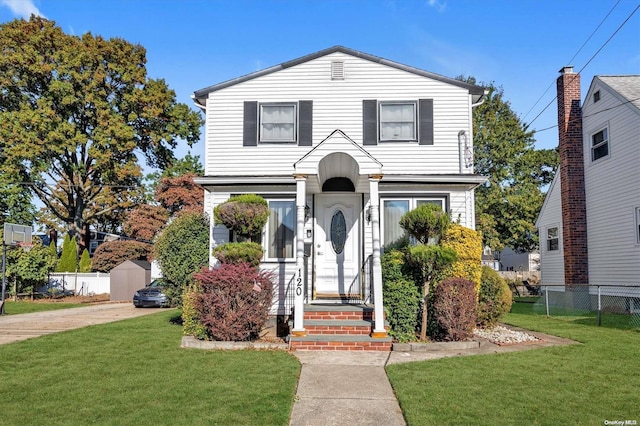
xmin=243 ymin=101 xmax=258 ymax=146
xmin=419 ymin=98 xmax=434 ymax=145
xmin=363 ymin=99 xmax=377 ymax=145
xmin=299 ymin=100 xmax=313 ymax=146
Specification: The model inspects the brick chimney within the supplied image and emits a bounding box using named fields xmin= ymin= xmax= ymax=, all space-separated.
xmin=556 ymin=66 xmax=588 ymax=287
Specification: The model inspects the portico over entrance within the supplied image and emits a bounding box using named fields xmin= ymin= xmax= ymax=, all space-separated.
xmin=291 ymin=130 xmax=386 ymax=338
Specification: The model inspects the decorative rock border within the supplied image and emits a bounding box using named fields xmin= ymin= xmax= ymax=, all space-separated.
xmin=181 ymin=336 xmax=289 ymax=351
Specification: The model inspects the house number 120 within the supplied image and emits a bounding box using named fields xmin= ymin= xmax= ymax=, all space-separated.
xmin=295 ymin=268 xmax=303 ymax=296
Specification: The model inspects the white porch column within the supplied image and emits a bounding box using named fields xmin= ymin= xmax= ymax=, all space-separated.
xmin=292 ymin=175 xmax=307 ymax=336
xmin=369 ymin=175 xmax=387 ymax=337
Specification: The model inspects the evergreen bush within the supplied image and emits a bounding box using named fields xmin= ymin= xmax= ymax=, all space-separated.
xmin=181 ymin=283 xmax=208 ymax=339
xmin=431 ymin=277 xmax=477 ymax=341
xmin=56 ymin=234 xmax=78 ymax=272
xmin=213 ymin=194 xmax=269 ymax=241
xmin=439 ymin=223 xmax=483 ymax=292
xmin=193 ymin=262 xmax=274 ymax=341
xmin=381 ymin=249 xmax=420 ymax=342
xmin=78 ymin=249 xmax=92 ymax=272
xmin=212 ymin=242 xmax=263 ymax=267
xmin=477 ymin=266 xmax=513 ymax=328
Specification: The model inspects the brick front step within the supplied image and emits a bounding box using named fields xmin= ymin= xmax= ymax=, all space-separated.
xmin=290 ymin=304 xmax=391 ymax=351
xmin=290 ymin=334 xmax=393 ymax=351
xmin=304 ymin=320 xmax=374 ymax=335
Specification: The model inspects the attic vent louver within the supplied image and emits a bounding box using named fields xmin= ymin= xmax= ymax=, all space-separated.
xmin=331 ymin=61 xmax=344 ymax=80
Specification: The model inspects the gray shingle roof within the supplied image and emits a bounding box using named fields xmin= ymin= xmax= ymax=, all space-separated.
xmin=597 ymin=75 xmax=640 ymax=110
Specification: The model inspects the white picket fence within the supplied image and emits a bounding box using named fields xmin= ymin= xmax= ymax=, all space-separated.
xmin=48 ymin=272 xmax=111 ymax=296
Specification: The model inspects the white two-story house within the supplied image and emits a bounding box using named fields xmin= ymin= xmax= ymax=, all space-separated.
xmin=193 ymin=46 xmax=487 ymax=342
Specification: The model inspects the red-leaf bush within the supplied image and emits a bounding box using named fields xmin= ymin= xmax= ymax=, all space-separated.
xmin=431 ymin=277 xmax=477 ymax=341
xmin=193 ymin=262 xmax=274 ymax=341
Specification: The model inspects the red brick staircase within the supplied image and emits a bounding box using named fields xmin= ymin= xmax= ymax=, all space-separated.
xmin=289 ymin=304 xmax=392 ymax=351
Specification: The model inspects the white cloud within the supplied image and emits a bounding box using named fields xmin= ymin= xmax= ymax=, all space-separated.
xmin=427 ymin=0 xmax=446 ymax=13
xmin=1 ymin=0 xmax=46 ymax=19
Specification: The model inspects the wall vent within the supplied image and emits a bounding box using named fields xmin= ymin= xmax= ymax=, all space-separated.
xmin=331 ymin=61 xmax=345 ymax=80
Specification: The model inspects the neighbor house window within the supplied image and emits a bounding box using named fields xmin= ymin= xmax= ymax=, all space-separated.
xmin=591 ymin=128 xmax=609 ymax=161
xmin=266 ymin=200 xmax=295 ymax=259
xmin=593 ymin=90 xmax=600 ymax=103
xmin=260 ymin=104 xmax=296 ymax=142
xmin=381 ymin=197 xmax=447 ymax=247
xmin=636 ymin=207 xmax=640 ymax=245
xmin=547 ymin=227 xmax=559 ymax=251
xmin=379 ymin=101 xmax=417 ymax=141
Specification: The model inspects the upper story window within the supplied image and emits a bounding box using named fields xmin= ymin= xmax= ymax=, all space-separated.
xmin=591 ymin=127 xmax=609 ymax=161
xmin=379 ymin=101 xmax=417 ymax=141
xmin=547 ymin=227 xmax=559 ymax=251
xmin=593 ymin=90 xmax=600 ymax=103
xmin=243 ymin=101 xmax=312 ymax=147
xmin=260 ymin=104 xmax=296 ymax=142
xmin=363 ymin=99 xmax=433 ymax=146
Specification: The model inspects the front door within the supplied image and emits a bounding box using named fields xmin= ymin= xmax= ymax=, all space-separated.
xmin=314 ymin=194 xmax=361 ymax=299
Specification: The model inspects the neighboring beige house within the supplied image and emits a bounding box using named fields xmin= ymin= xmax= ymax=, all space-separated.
xmin=192 ymin=46 xmax=487 ymax=348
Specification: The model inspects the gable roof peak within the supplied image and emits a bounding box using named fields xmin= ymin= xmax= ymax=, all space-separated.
xmin=193 ymin=46 xmax=486 ymax=104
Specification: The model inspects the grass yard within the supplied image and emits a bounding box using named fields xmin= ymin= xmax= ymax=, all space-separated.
xmin=0 ymin=310 xmax=300 ymax=425
xmin=387 ymin=302 xmax=640 ymax=425
xmin=2 ymin=300 xmax=85 ymax=314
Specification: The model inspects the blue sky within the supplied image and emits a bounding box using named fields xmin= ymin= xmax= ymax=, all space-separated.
xmin=1 ymin=0 xmax=639 ymax=166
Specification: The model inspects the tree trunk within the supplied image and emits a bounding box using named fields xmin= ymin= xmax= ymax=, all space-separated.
xmin=420 ymin=280 xmax=430 ymax=340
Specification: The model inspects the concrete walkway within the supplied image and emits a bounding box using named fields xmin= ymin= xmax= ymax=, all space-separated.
xmin=290 ymin=351 xmax=405 ymax=426
xmin=290 ymin=329 xmax=576 ymax=426
xmin=0 ymin=303 xmax=166 ymax=345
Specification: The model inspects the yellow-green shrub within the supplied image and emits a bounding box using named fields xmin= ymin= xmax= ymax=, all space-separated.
xmin=182 ymin=284 xmax=208 ymax=339
xmin=477 ymin=266 xmax=512 ymax=328
xmin=439 ymin=223 xmax=482 ymax=293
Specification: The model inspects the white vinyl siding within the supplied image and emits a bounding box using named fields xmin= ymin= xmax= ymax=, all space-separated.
xmin=203 ymin=51 xmax=472 ymax=177
xmin=582 ymin=78 xmax=640 ymax=286
xmin=536 ymin=174 xmax=565 ymax=286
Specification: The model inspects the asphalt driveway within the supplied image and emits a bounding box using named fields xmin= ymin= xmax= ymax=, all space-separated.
xmin=0 ymin=303 xmax=168 ymax=345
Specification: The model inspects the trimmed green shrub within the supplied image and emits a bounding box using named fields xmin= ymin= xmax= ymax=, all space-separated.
xmin=213 ymin=194 xmax=269 ymax=242
xmin=477 ymin=266 xmax=512 ymax=328
xmin=431 ymin=277 xmax=477 ymax=341
xmin=212 ymin=242 xmax=263 ymax=267
xmin=154 ymin=211 xmax=210 ymax=306
xmin=399 ymin=203 xmax=450 ymax=244
xmin=78 ymin=249 xmax=91 ymax=272
xmin=181 ymin=283 xmax=208 ymax=339
xmin=382 ymin=249 xmax=420 ymax=342
xmin=193 ymin=262 xmax=274 ymax=341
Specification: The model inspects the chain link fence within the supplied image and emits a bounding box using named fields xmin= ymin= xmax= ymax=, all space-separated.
xmin=516 ymin=284 xmax=640 ymax=329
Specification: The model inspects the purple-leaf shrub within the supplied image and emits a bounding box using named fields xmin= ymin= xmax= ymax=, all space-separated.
xmin=431 ymin=277 xmax=477 ymax=341
xmin=194 ymin=262 xmax=274 ymax=341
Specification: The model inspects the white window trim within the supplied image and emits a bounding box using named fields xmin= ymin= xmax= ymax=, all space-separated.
xmin=379 ymin=101 xmax=418 ymax=142
xmin=380 ymin=196 xmax=447 ymax=247
xmin=635 ymin=207 xmax=640 ymax=245
xmin=259 ymin=103 xmax=297 ymax=143
xmin=546 ymin=226 xmax=560 ymax=252
xmin=262 ymin=198 xmax=296 ymax=262
xmin=590 ymin=126 xmax=609 ymax=162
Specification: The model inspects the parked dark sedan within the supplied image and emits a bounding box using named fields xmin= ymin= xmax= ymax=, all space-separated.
xmin=133 ymin=279 xmax=170 ymax=308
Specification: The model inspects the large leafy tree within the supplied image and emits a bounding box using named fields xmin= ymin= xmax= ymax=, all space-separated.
xmin=0 ymin=17 xmax=203 ymax=244
xmin=464 ymin=78 xmax=558 ymax=252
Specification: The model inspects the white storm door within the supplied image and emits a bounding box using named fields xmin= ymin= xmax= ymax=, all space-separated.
xmin=314 ymin=194 xmax=360 ymax=298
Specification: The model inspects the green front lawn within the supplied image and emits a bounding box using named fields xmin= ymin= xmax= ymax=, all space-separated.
xmin=387 ymin=302 xmax=640 ymax=425
xmin=0 ymin=310 xmax=300 ymax=425
xmin=2 ymin=300 xmax=85 ymax=314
